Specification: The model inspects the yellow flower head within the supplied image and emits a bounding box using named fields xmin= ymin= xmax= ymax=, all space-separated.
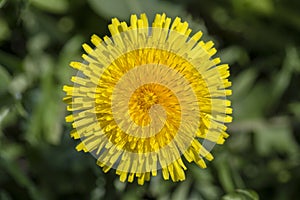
xmin=63 ymin=13 xmax=232 ymax=185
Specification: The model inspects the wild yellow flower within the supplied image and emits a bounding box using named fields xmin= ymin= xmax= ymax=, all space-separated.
xmin=63 ymin=13 xmax=232 ymax=185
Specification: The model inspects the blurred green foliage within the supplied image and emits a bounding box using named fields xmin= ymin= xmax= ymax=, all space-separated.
xmin=0 ymin=0 xmax=300 ymax=199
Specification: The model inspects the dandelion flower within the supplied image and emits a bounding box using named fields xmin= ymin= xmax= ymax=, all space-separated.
xmin=63 ymin=13 xmax=232 ymax=185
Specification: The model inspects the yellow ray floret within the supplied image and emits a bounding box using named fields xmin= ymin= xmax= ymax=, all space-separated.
xmin=63 ymin=13 xmax=232 ymax=185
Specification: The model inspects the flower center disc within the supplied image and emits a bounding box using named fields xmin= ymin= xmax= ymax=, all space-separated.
xmin=129 ymin=83 xmax=179 ymax=129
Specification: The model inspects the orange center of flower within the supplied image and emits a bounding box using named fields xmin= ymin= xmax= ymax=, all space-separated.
xmin=129 ymin=83 xmax=180 ymax=128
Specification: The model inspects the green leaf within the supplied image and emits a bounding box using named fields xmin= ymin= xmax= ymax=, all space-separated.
xmin=0 ymin=143 xmax=23 ymax=160
xmin=171 ymin=180 xmax=191 ymax=200
xmin=215 ymin=154 xmax=235 ymax=193
xmin=189 ymin=164 xmax=221 ymax=199
xmin=27 ymin=33 xmax=50 ymax=54
xmin=41 ymin=62 xmax=63 ymax=144
xmin=270 ymin=47 xmax=297 ymax=104
xmin=0 ymin=104 xmax=18 ymax=131
xmin=222 ymin=193 xmax=246 ymax=200
xmin=222 ymin=189 xmax=259 ymax=200
xmin=254 ymin=118 xmax=299 ymax=155
xmin=231 ymin=68 xmax=257 ymax=101
xmin=0 ymin=0 xmax=7 ymax=9
xmin=236 ymin=189 xmax=259 ymax=200
xmin=0 ymin=108 xmax=9 ymax=127
xmin=8 ymin=74 xmax=30 ymax=98
xmin=87 ymin=0 xmax=183 ymax=21
xmin=0 ymin=18 xmax=10 ymax=41
xmin=30 ymin=0 xmax=69 ymax=13
xmin=283 ymin=47 xmax=300 ymax=72
xmin=231 ymin=0 xmax=274 ymax=16
xmin=288 ymin=102 xmax=300 ymax=118
xmin=0 ymin=50 xmax=22 ymax=72
xmin=233 ymin=82 xmax=269 ymax=120
xmin=56 ymin=35 xmax=84 ymax=84
xmin=0 ymin=65 xmax=11 ymax=94
xmin=219 ymin=46 xmax=249 ymax=65
xmin=25 ymin=55 xmax=63 ymax=145
xmin=149 ymin=177 xmax=173 ymax=198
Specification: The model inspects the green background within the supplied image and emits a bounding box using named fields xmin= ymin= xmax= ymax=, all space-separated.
xmin=1 ymin=0 xmax=300 ymax=199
